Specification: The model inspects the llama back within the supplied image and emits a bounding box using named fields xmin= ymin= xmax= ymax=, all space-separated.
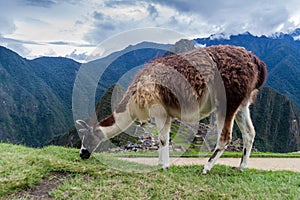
xmin=205 ymin=45 xmax=267 ymax=108
xmin=115 ymin=45 xmax=267 ymax=116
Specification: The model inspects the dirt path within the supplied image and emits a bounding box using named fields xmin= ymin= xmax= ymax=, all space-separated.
xmin=8 ymin=171 xmax=70 ymax=199
xmin=120 ymin=157 xmax=300 ymax=172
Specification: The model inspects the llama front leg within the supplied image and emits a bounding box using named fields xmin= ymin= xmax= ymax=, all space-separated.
xmin=156 ymin=116 xmax=171 ymax=169
xmin=158 ymin=132 xmax=170 ymax=169
xmin=235 ymin=104 xmax=256 ymax=171
xmin=202 ymin=112 xmax=235 ymax=174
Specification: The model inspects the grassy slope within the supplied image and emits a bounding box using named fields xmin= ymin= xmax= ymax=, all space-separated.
xmin=116 ymin=151 xmax=300 ymax=158
xmin=0 ymin=143 xmax=299 ymax=199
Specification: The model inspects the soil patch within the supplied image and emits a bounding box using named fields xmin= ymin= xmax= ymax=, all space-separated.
xmin=10 ymin=171 xmax=70 ymax=200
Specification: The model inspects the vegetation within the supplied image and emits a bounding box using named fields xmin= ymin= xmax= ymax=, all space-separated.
xmin=59 ymin=86 xmax=300 ymax=153
xmin=0 ymin=44 xmax=167 ymax=148
xmin=115 ymin=151 xmax=300 ymax=158
xmin=0 ymin=46 xmax=72 ymax=147
xmin=1 ymin=32 xmax=300 ymax=153
xmin=195 ymin=32 xmax=300 ymax=107
xmin=250 ymin=87 xmax=300 ymax=152
xmin=1 ymin=143 xmax=299 ymax=199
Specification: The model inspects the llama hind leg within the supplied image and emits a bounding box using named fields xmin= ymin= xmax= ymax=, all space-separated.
xmin=156 ymin=116 xmax=171 ymax=169
xmin=235 ymin=103 xmax=255 ymax=171
xmin=202 ymin=111 xmax=235 ymax=174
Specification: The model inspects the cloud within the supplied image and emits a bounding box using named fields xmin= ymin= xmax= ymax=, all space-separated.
xmin=44 ymin=48 xmax=56 ymax=56
xmin=48 ymin=41 xmax=72 ymax=45
xmin=93 ymin=11 xmax=105 ymax=21
xmin=0 ymin=35 xmax=40 ymax=57
xmin=66 ymin=49 xmax=87 ymax=62
xmin=0 ymin=17 xmax=16 ymax=35
xmin=147 ymin=4 xmax=159 ymax=19
xmin=83 ymin=11 xmax=118 ymax=44
xmin=83 ymin=1 xmax=169 ymax=44
xmin=0 ymin=35 xmax=40 ymax=45
xmin=145 ymin=0 xmax=300 ymax=35
xmin=147 ymin=0 xmax=191 ymax=13
xmin=104 ymin=0 xmax=138 ymax=8
xmin=6 ymin=43 xmax=31 ymax=57
xmin=84 ymin=0 xmax=299 ymax=45
xmin=47 ymin=41 xmax=94 ymax=47
xmin=1 ymin=0 xmax=300 ymax=60
xmin=24 ymin=0 xmax=56 ymax=8
xmin=248 ymin=7 xmax=291 ymax=34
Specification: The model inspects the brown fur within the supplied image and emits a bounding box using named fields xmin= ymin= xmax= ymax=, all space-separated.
xmin=204 ymin=45 xmax=266 ymax=144
xmin=153 ymin=49 xmax=214 ymax=109
xmin=112 ymin=45 xmax=267 ymax=147
xmin=116 ymin=48 xmax=217 ymax=116
xmin=86 ymin=45 xmax=267 ymax=172
xmin=98 ymin=114 xmax=115 ymax=127
xmin=205 ymin=45 xmax=266 ymax=111
xmin=115 ymin=45 xmax=266 ymax=121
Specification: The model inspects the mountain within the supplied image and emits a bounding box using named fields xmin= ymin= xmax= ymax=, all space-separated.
xmin=272 ymin=28 xmax=300 ymax=40
xmin=0 ymin=43 xmax=170 ymax=147
xmin=1 ymin=31 xmax=300 ymax=152
xmin=250 ymin=87 xmax=300 ymax=152
xmin=167 ymin=38 xmax=300 ymax=152
xmin=53 ymin=86 xmax=300 ymax=153
xmin=30 ymin=57 xmax=81 ymax=113
xmin=0 ymin=46 xmax=71 ymax=147
xmin=195 ymin=32 xmax=300 ymax=108
xmin=90 ymin=41 xmax=171 ymax=99
xmin=172 ymin=37 xmax=300 ymax=152
xmin=65 ymin=37 xmax=300 ymax=153
xmin=72 ymin=42 xmax=170 ymax=120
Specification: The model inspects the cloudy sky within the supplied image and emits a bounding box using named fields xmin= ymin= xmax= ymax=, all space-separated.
xmin=0 ymin=0 xmax=300 ymax=62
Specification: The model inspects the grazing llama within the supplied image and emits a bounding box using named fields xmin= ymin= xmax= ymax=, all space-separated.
xmin=76 ymin=45 xmax=267 ymax=174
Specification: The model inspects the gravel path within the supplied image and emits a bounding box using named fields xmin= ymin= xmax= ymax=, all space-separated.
xmin=120 ymin=157 xmax=300 ymax=172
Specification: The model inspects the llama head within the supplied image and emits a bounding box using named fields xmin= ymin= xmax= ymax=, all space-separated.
xmin=75 ymin=120 xmax=104 ymax=159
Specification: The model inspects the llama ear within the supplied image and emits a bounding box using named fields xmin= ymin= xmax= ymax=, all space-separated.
xmin=76 ymin=120 xmax=92 ymax=139
xmin=75 ymin=120 xmax=90 ymax=130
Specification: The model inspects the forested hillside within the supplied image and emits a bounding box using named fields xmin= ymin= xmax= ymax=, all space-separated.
xmin=0 ymin=43 xmax=168 ymax=147
xmin=0 ymin=47 xmax=71 ymax=147
xmin=55 ymin=86 xmax=300 ymax=153
xmin=195 ymin=32 xmax=300 ymax=107
xmin=0 ymin=31 xmax=300 ymax=152
xmin=250 ymin=87 xmax=300 ymax=152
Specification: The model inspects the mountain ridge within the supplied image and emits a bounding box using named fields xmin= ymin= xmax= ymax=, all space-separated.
xmin=0 ymin=46 xmax=71 ymax=146
xmin=0 ymin=30 xmax=300 ymax=152
xmin=195 ymin=32 xmax=300 ymax=107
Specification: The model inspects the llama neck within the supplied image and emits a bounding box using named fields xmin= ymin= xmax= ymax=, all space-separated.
xmin=95 ymin=107 xmax=134 ymax=140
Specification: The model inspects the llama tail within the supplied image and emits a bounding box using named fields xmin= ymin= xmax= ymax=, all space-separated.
xmin=254 ymin=55 xmax=268 ymax=89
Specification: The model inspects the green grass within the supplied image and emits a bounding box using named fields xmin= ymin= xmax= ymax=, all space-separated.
xmin=114 ymin=150 xmax=300 ymax=158
xmin=0 ymin=143 xmax=299 ymax=199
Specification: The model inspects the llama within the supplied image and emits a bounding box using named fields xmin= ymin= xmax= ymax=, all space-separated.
xmin=76 ymin=45 xmax=267 ymax=174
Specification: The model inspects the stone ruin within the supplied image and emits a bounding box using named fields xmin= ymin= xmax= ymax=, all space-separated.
xmin=108 ymin=119 xmax=257 ymax=153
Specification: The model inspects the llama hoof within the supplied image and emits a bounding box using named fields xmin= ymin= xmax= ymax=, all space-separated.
xmin=159 ymin=166 xmax=169 ymax=171
xmin=201 ymin=169 xmax=208 ymax=175
xmin=232 ymin=167 xmax=244 ymax=172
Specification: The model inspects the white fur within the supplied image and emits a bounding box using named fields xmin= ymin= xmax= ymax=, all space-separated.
xmin=78 ymin=47 xmax=263 ymax=173
xmin=150 ymin=104 xmax=171 ymax=169
xmin=235 ymin=99 xmax=256 ymax=170
xmin=97 ymin=109 xmax=134 ymax=139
